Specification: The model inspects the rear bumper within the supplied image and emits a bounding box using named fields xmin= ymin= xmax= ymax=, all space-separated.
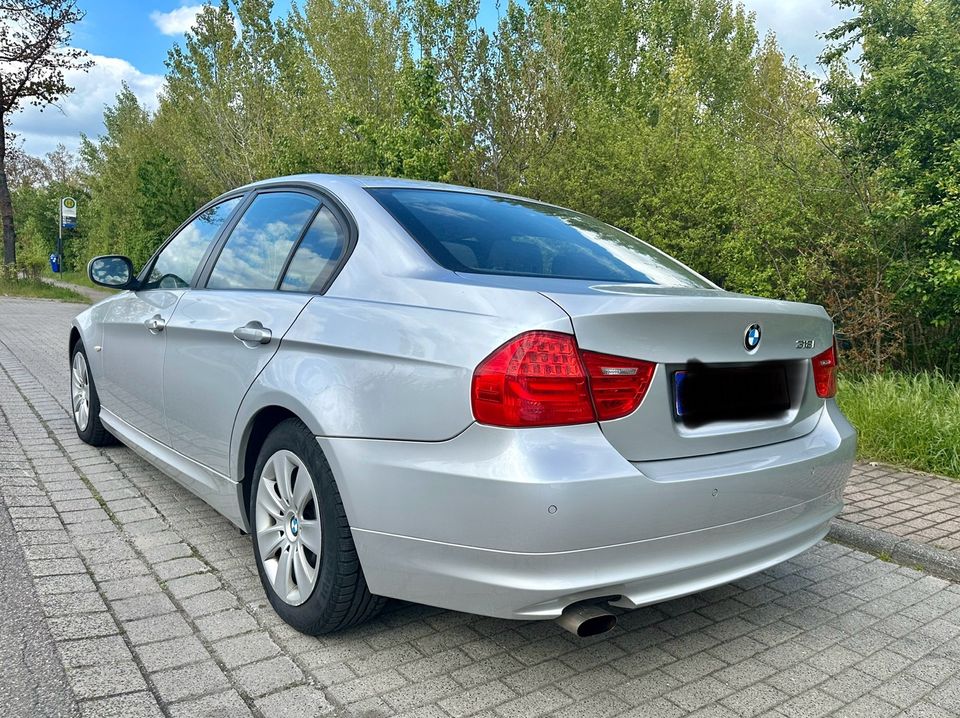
xmin=352 ymin=496 xmax=837 ymax=618
xmin=321 ymin=402 xmax=855 ymax=619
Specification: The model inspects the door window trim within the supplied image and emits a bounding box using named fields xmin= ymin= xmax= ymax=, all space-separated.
xmin=136 ymin=191 xmax=250 ymax=290
xmin=273 ymin=202 xmax=324 ymax=290
xmin=194 ymin=182 xmax=358 ymax=296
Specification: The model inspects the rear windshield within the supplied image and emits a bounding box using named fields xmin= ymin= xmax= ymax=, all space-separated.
xmin=369 ymin=188 xmax=710 ymax=287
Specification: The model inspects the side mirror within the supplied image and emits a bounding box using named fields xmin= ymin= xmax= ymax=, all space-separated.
xmin=88 ymin=255 xmax=137 ymax=289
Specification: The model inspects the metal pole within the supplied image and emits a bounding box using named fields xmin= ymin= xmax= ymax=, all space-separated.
xmin=58 ymin=202 xmax=63 ymax=278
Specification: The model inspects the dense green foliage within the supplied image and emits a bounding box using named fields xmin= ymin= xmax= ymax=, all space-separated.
xmin=7 ymin=0 xmax=959 ymax=374
xmin=7 ymin=144 xmax=88 ymax=274
xmin=824 ymin=0 xmax=960 ymax=372
xmin=838 ymin=372 xmax=960 ymax=478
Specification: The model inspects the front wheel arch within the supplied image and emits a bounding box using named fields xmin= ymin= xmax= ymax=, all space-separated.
xmin=69 ymin=339 xmax=114 ymax=446
xmin=68 ymin=327 xmax=82 ymax=360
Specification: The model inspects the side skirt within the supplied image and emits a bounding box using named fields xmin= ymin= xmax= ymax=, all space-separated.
xmin=100 ymin=408 xmax=248 ymax=530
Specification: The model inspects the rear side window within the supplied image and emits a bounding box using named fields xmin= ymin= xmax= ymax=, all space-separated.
xmin=369 ymin=188 xmax=710 ymax=288
xmin=280 ymin=206 xmax=347 ymax=292
xmin=142 ymin=197 xmax=241 ymax=290
xmin=207 ymin=192 xmax=319 ymax=290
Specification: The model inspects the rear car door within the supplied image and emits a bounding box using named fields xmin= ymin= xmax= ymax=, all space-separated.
xmin=98 ymin=196 xmax=242 ymax=442
xmin=161 ymin=188 xmax=350 ymax=476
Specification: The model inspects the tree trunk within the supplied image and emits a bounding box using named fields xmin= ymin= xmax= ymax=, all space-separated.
xmin=0 ymin=123 xmax=17 ymax=266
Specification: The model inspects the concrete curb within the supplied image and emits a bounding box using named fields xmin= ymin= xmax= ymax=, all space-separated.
xmin=828 ymin=518 xmax=960 ymax=583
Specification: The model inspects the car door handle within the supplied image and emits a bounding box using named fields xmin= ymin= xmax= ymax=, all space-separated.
xmin=144 ymin=315 xmax=166 ymax=333
xmin=233 ymin=322 xmax=272 ymax=345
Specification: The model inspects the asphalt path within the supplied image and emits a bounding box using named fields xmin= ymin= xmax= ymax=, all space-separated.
xmin=0 ymin=493 xmax=78 ymax=718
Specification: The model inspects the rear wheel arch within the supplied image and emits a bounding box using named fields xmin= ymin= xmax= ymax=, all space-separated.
xmin=248 ymin=416 xmax=386 ymax=632
xmin=239 ymin=405 xmax=338 ymax=522
xmin=240 ymin=406 xmax=300 ymax=525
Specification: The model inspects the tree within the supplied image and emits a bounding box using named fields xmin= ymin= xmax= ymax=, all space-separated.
xmin=80 ymin=86 xmax=202 ymax=266
xmin=70 ymin=0 xmax=932 ymax=372
xmin=823 ymin=0 xmax=960 ymax=370
xmin=4 ymin=134 xmax=48 ymax=189
xmin=0 ymin=0 xmax=90 ymax=265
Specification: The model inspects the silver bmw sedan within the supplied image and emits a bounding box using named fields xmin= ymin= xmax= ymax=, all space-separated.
xmin=70 ymin=175 xmax=856 ymax=636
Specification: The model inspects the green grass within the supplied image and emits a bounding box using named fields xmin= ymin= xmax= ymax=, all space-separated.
xmin=838 ymin=371 xmax=960 ymax=479
xmin=0 ymin=277 xmax=89 ymax=303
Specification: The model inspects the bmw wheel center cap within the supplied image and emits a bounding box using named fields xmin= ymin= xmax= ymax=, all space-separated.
xmin=290 ymin=516 xmax=300 ymax=536
xmin=744 ymin=323 xmax=762 ymax=352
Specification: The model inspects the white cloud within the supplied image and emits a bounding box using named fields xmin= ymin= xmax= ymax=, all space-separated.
xmin=150 ymin=4 xmax=205 ymax=36
xmin=9 ymin=52 xmax=164 ymax=156
xmin=741 ymin=0 xmax=856 ymax=71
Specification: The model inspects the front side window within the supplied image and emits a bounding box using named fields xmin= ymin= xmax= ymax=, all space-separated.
xmin=142 ymin=197 xmax=241 ymax=290
xmin=369 ymin=188 xmax=711 ymax=288
xmin=280 ymin=206 xmax=347 ymax=292
xmin=208 ymin=192 xmax=319 ymax=290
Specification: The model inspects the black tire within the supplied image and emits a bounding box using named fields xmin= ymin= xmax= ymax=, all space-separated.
xmin=70 ymin=342 xmax=115 ymax=447
xmin=249 ymin=418 xmax=385 ymax=634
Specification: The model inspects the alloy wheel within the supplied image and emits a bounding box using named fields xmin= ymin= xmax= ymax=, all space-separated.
xmin=71 ymin=352 xmax=90 ymax=431
xmin=255 ymin=449 xmax=322 ymax=606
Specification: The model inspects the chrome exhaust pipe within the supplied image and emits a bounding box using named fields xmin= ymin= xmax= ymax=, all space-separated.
xmin=555 ymin=604 xmax=617 ymax=637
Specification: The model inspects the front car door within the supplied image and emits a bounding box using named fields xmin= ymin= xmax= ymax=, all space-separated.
xmin=97 ymin=196 xmax=243 ymax=442
xmin=162 ymin=189 xmax=350 ymax=477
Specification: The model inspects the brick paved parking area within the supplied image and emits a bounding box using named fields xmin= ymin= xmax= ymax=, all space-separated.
xmin=842 ymin=464 xmax=960 ymax=554
xmin=2 ymin=297 xmax=960 ymax=718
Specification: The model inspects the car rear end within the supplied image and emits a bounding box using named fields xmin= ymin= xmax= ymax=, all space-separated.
xmin=307 ymin=181 xmax=857 ymax=620
xmin=335 ymin=302 xmax=854 ymax=619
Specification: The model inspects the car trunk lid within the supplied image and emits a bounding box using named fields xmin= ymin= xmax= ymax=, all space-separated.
xmin=542 ymin=284 xmax=834 ymax=461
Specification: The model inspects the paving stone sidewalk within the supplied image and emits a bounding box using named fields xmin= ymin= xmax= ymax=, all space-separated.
xmin=841 ymin=464 xmax=960 ymax=555
xmin=2 ymin=296 xmax=960 ymax=718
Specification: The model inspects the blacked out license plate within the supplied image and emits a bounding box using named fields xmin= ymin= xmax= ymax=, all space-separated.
xmin=673 ymin=364 xmax=790 ymax=425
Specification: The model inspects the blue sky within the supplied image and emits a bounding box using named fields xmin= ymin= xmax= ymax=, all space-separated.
xmin=11 ymin=0 xmax=854 ymax=157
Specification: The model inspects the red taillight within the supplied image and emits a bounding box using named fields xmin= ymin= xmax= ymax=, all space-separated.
xmin=472 ymin=332 xmax=594 ymax=427
xmin=581 ymin=350 xmax=656 ymax=421
xmin=812 ymin=339 xmax=838 ymax=398
xmin=471 ymin=331 xmax=655 ymax=427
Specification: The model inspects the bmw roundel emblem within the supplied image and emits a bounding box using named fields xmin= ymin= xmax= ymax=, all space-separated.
xmin=744 ymin=323 xmax=762 ymax=352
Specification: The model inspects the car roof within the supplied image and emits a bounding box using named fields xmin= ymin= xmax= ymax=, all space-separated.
xmin=234 ymin=174 xmax=543 ymax=205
